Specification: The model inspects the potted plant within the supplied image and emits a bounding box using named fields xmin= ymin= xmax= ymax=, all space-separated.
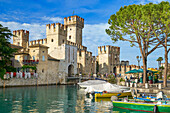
xmin=120 ymin=78 xmax=125 ymax=86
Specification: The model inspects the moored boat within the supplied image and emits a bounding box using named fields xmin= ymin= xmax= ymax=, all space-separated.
xmin=77 ymin=80 xmax=107 ymax=88
xmin=95 ymin=91 xmax=132 ymax=98
xmin=112 ymin=100 xmax=170 ymax=113
xmin=85 ymin=82 xmax=130 ymax=94
xmin=133 ymin=91 xmax=170 ymax=102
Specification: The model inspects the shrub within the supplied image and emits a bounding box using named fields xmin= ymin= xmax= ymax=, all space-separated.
xmin=6 ymin=66 xmax=16 ymax=72
xmin=22 ymin=65 xmax=36 ymax=70
xmin=107 ymin=75 xmax=116 ymax=84
xmin=120 ymin=78 xmax=125 ymax=82
xmin=0 ymin=68 xmax=6 ymax=80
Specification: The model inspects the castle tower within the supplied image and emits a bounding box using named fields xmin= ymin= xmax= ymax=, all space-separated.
xmin=13 ymin=30 xmax=29 ymax=48
xmin=64 ymin=15 xmax=84 ymax=45
xmin=46 ymin=23 xmax=67 ymax=46
xmin=46 ymin=23 xmax=67 ymax=54
xmin=98 ymin=45 xmax=120 ymax=74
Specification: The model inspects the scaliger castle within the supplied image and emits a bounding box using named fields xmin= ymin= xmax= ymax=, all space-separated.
xmin=10 ymin=15 xmax=142 ymax=85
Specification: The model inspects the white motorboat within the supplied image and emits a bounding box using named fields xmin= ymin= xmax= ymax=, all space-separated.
xmin=77 ymin=80 xmax=107 ymax=88
xmin=85 ymin=82 xmax=130 ymax=94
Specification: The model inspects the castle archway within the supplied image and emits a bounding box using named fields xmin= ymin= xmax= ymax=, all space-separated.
xmin=113 ymin=67 xmax=116 ymax=74
xmin=68 ymin=64 xmax=74 ymax=77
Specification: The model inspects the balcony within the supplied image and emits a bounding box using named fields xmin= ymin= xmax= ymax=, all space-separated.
xmin=23 ymin=60 xmax=39 ymax=65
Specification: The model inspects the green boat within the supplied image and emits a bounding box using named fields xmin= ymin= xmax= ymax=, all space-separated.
xmin=112 ymin=100 xmax=170 ymax=113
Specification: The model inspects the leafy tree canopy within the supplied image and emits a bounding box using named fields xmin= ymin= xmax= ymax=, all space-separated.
xmin=106 ymin=1 xmax=170 ymax=84
xmin=0 ymin=24 xmax=17 ymax=79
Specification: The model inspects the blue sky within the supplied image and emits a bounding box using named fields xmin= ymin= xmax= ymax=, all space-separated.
xmin=0 ymin=0 xmax=169 ymax=68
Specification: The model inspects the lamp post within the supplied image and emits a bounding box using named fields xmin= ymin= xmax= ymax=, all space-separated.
xmin=136 ymin=56 xmax=142 ymax=82
xmin=136 ymin=56 xmax=142 ymax=68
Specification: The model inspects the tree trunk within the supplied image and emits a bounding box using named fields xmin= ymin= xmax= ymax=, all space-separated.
xmin=163 ymin=34 xmax=168 ymax=88
xmin=142 ymin=56 xmax=147 ymax=84
xmin=163 ymin=49 xmax=168 ymax=87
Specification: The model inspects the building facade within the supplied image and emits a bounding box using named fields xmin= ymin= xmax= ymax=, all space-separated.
xmin=97 ymin=45 xmax=120 ymax=74
xmin=12 ymin=15 xmax=94 ymax=84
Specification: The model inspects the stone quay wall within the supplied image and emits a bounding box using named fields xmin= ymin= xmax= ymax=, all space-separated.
xmin=0 ymin=76 xmax=61 ymax=88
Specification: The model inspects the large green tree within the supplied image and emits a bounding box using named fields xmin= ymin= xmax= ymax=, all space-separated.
xmin=106 ymin=3 xmax=164 ymax=84
xmin=0 ymin=24 xmax=16 ymax=79
xmin=152 ymin=1 xmax=170 ymax=87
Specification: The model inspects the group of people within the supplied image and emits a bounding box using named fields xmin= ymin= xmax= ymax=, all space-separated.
xmin=16 ymin=71 xmax=32 ymax=79
xmin=4 ymin=71 xmax=38 ymax=79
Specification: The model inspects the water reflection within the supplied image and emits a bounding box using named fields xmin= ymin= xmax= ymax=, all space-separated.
xmin=0 ymin=85 xmax=146 ymax=113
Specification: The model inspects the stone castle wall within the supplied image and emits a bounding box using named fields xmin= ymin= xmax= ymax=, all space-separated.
xmin=98 ymin=45 xmax=120 ymax=74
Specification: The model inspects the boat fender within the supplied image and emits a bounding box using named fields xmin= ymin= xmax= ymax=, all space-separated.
xmin=153 ymin=105 xmax=157 ymax=113
xmin=103 ymin=91 xmax=107 ymax=93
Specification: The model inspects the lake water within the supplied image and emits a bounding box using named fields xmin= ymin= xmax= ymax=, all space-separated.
xmin=0 ymin=85 xmax=146 ymax=113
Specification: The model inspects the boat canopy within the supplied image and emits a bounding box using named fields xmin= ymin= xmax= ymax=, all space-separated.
xmin=85 ymin=82 xmax=128 ymax=93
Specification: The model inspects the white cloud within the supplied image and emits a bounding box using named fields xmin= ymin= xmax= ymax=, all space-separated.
xmin=42 ymin=16 xmax=63 ymax=23
xmin=0 ymin=21 xmax=46 ymax=41
xmin=138 ymin=0 xmax=170 ymax=4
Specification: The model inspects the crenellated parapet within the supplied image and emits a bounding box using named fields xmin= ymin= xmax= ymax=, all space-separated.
xmin=64 ymin=15 xmax=84 ymax=28
xmin=66 ymin=40 xmax=87 ymax=51
xmin=66 ymin=40 xmax=76 ymax=46
xmin=13 ymin=29 xmax=29 ymax=36
xmin=77 ymin=49 xmax=92 ymax=57
xmin=92 ymin=56 xmax=95 ymax=62
xmin=98 ymin=45 xmax=120 ymax=54
xmin=30 ymin=38 xmax=47 ymax=46
xmin=13 ymin=29 xmax=29 ymax=48
xmin=46 ymin=23 xmax=67 ymax=36
xmin=98 ymin=46 xmax=106 ymax=54
xmin=126 ymin=65 xmax=131 ymax=68
xmin=86 ymin=51 xmax=92 ymax=57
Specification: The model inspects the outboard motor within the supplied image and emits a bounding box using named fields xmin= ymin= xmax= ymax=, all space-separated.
xmin=154 ymin=105 xmax=157 ymax=113
xmin=156 ymin=91 xmax=164 ymax=99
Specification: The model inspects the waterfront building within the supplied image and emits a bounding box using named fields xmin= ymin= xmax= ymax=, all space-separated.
xmin=12 ymin=15 xmax=94 ymax=84
xmin=9 ymin=15 xmax=151 ymax=85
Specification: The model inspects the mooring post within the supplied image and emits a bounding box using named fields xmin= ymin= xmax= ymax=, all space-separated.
xmin=3 ymin=81 xmax=5 ymax=88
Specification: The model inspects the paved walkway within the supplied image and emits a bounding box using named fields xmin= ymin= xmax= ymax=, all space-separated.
xmin=130 ymin=82 xmax=170 ymax=95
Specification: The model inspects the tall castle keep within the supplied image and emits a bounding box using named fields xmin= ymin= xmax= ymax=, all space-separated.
xmin=64 ymin=16 xmax=84 ymax=45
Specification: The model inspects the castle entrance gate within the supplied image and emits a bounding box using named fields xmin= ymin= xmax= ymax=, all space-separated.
xmin=68 ymin=64 xmax=74 ymax=77
xmin=113 ymin=67 xmax=116 ymax=74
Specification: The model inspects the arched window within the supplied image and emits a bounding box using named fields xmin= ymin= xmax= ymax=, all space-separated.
xmin=51 ymin=39 xmax=53 ymax=42
xmin=42 ymin=56 xmax=45 ymax=61
xmin=69 ymin=36 xmax=71 ymax=39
